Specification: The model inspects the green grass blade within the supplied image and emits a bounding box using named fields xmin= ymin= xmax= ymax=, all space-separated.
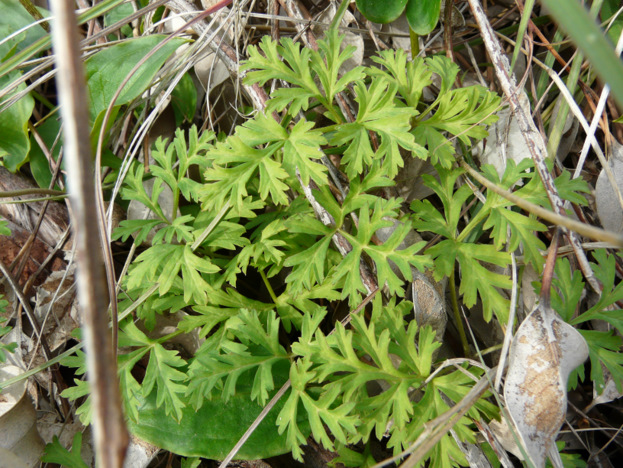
xmin=0 ymin=0 xmax=127 ymax=79
xmin=540 ymin=0 xmax=623 ymax=109
xmin=510 ymin=0 xmax=535 ymax=70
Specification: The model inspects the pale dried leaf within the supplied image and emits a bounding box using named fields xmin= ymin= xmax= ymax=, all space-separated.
xmin=592 ymin=370 xmax=623 ymax=405
xmin=383 ymin=15 xmax=411 ymax=55
xmin=122 ymin=435 xmax=160 ymax=468
xmin=504 ymin=304 xmax=588 ymax=467
xmin=520 ymin=265 xmax=540 ymax=317
xmin=0 ymin=365 xmax=45 ymax=468
xmin=395 ymin=155 xmax=437 ymax=201
xmin=595 ymin=142 xmax=623 ymax=233
xmin=472 ymin=99 xmax=528 ymax=179
xmin=194 ymin=51 xmax=230 ymax=93
xmin=411 ymin=270 xmax=447 ymax=342
xmin=127 ymin=178 xmax=180 ymax=245
xmin=33 ymin=269 xmax=77 ymax=352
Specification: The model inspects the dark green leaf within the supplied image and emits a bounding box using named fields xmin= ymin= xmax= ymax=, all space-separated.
xmin=85 ymin=35 xmax=187 ymax=121
xmin=0 ymin=72 xmax=34 ymax=171
xmin=355 ymin=0 xmax=408 ymax=24
xmin=405 ymin=0 xmax=442 ymax=35
xmin=128 ymin=361 xmax=310 ymax=460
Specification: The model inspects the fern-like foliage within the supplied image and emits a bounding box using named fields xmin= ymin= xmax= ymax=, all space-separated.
xmin=186 ymin=309 xmax=290 ymax=408
xmin=55 ymin=28 xmax=604 ymax=467
xmin=412 ymin=160 xmax=589 ymax=323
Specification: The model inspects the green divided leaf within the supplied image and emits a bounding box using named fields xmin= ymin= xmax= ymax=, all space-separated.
xmin=311 ymin=29 xmax=366 ymax=106
xmin=330 ymin=79 xmax=421 ymax=178
xmin=127 ymin=244 xmax=219 ymax=305
xmin=242 ymin=28 xmax=363 ymax=121
xmin=120 ymin=322 xmax=188 ymax=421
xmin=41 ymin=433 xmax=89 ymax=468
xmin=479 ymin=162 xmax=547 ymax=270
xmin=282 ymin=119 xmax=328 ymax=185
xmin=242 ymin=36 xmax=320 ymax=115
xmin=186 ymin=310 xmax=290 ymax=407
xmin=278 ymin=359 xmax=359 ymax=461
xmin=370 ymin=49 xmax=433 ymax=108
xmin=413 ymin=168 xmax=512 ymax=322
xmin=582 ymin=330 xmax=623 ymax=393
xmin=200 ymin=137 xmax=288 ymax=211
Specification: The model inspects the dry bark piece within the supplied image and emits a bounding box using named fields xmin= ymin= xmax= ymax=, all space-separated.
xmin=504 ymin=304 xmax=588 ymax=467
xmin=0 ymin=167 xmax=69 ymax=249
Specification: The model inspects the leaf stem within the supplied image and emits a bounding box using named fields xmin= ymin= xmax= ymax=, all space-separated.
xmin=457 ymin=207 xmax=487 ymax=243
xmin=449 ymin=268 xmax=469 ymax=356
xmin=329 ymin=0 xmax=350 ymax=32
xmin=260 ymin=269 xmax=279 ymax=304
xmin=409 ymin=28 xmax=420 ymax=59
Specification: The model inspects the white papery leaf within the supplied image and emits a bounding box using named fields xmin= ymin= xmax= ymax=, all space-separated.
xmin=592 ymin=368 xmax=623 ymax=405
xmin=504 ymin=304 xmax=588 ymax=467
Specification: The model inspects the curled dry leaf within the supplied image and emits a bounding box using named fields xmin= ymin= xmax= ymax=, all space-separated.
xmin=411 ymin=269 xmax=447 ymax=342
xmin=504 ymin=304 xmax=588 ymax=467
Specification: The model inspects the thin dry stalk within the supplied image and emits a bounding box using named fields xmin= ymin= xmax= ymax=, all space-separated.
xmin=49 ymin=1 xmax=128 ymax=466
xmin=467 ymin=0 xmax=602 ymax=293
xmin=372 ymin=369 xmax=495 ymax=468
